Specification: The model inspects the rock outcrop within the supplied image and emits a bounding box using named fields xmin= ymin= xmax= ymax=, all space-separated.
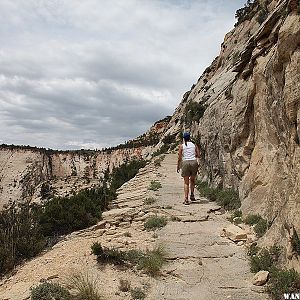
xmin=161 ymin=0 xmax=300 ymax=266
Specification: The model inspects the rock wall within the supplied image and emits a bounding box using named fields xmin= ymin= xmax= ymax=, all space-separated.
xmin=0 ymin=117 xmax=170 ymax=207
xmin=0 ymin=146 xmax=151 ymax=208
xmin=163 ymin=0 xmax=300 ymax=264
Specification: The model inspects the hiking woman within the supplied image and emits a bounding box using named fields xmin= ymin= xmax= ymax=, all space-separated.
xmin=177 ymin=132 xmax=200 ymax=205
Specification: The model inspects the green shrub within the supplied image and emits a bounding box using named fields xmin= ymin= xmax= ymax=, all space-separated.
xmin=228 ymin=210 xmax=242 ymax=223
xmin=143 ymin=197 xmax=157 ymax=205
xmin=256 ymin=8 xmax=268 ymax=24
xmin=40 ymin=159 xmax=146 ymax=237
xmin=254 ymin=218 xmax=269 ymax=237
xmin=138 ymin=246 xmax=167 ymax=276
xmin=244 ymin=214 xmax=269 ymax=237
xmin=40 ymin=182 xmax=52 ymax=200
xmin=131 ymin=287 xmax=146 ymax=300
xmin=0 ymin=202 xmax=46 ymax=275
xmin=68 ymin=273 xmax=103 ymax=300
xmin=233 ymin=217 xmax=243 ymax=225
xmin=268 ymin=268 xmax=300 ymax=300
xmin=154 ymin=155 xmax=165 ymax=167
xmin=196 ymin=181 xmax=240 ymax=210
xmin=183 ymin=101 xmax=206 ymax=126
xmin=91 ymin=245 xmax=167 ymax=277
xmin=144 ymin=216 xmax=167 ymax=231
xmin=235 ymin=1 xmax=257 ymax=26
xmin=244 ymin=214 xmax=263 ymax=225
xmin=247 ymin=244 xmax=260 ymax=257
xmin=233 ymin=210 xmax=242 ymax=218
xmin=39 ymin=190 xmax=102 ymax=236
xmin=148 ymin=181 xmax=162 ymax=191
xmin=250 ymin=246 xmax=281 ymax=273
xmin=125 ymin=249 xmax=144 ymax=265
xmin=91 ymin=242 xmax=125 ymax=265
xmin=31 ymin=282 xmax=70 ymax=300
xmin=217 ymin=189 xmax=241 ymax=210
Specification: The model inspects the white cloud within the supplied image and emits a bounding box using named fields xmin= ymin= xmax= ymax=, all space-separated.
xmin=0 ymin=0 xmax=245 ymax=149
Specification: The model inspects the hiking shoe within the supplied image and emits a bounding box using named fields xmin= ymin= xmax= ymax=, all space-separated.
xmin=190 ymin=194 xmax=196 ymax=201
xmin=183 ymin=199 xmax=190 ymax=205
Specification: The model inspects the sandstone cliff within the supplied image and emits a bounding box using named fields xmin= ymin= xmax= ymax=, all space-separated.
xmin=162 ymin=0 xmax=300 ymax=266
xmin=0 ymin=117 xmax=170 ymax=208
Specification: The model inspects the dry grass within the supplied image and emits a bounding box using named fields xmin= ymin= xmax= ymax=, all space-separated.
xmin=67 ymin=272 xmax=104 ymax=300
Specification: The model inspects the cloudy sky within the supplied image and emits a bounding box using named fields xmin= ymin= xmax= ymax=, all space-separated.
xmin=0 ymin=0 xmax=245 ymax=150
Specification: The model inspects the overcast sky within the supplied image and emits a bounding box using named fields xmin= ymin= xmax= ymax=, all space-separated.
xmin=0 ymin=0 xmax=245 ymax=150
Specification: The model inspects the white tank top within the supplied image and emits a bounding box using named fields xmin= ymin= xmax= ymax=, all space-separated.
xmin=182 ymin=142 xmax=196 ymax=161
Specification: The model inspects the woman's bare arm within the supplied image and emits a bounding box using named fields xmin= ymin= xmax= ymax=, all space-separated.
xmin=195 ymin=145 xmax=200 ymax=158
xmin=177 ymin=145 xmax=183 ymax=172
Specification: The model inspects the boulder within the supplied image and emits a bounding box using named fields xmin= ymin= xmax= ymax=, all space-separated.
xmin=222 ymin=224 xmax=247 ymax=242
xmin=252 ymin=270 xmax=269 ymax=286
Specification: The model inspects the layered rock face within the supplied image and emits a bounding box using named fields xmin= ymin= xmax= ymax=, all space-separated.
xmin=0 ymin=146 xmax=148 ymax=208
xmin=163 ymin=0 xmax=300 ymax=261
xmin=0 ymin=117 xmax=170 ymax=208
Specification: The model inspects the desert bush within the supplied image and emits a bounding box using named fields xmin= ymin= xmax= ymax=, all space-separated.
xmin=144 ymin=216 xmax=167 ymax=231
xmin=196 ymin=181 xmax=241 ymax=210
xmin=148 ymin=181 xmax=162 ymax=191
xmin=130 ymin=287 xmax=146 ymax=300
xmin=31 ymin=282 xmax=70 ymax=300
xmin=40 ymin=182 xmax=52 ymax=200
xmin=137 ymin=246 xmax=167 ymax=276
xmin=0 ymin=202 xmax=46 ymax=275
xmin=235 ymin=0 xmax=257 ymax=26
xmin=217 ymin=189 xmax=241 ymax=210
xmin=143 ymin=197 xmax=157 ymax=205
xmin=40 ymin=159 xmax=146 ymax=237
xmin=68 ymin=273 xmax=103 ymax=300
xmin=244 ymin=214 xmax=263 ymax=225
xmin=119 ymin=279 xmax=131 ymax=292
xmin=91 ymin=244 xmax=167 ymax=277
xmin=268 ymin=268 xmax=300 ymax=300
xmin=228 ymin=210 xmax=242 ymax=223
xmin=244 ymin=214 xmax=269 ymax=237
xmin=247 ymin=243 xmax=260 ymax=257
xmin=154 ymin=155 xmax=165 ymax=167
xmin=250 ymin=246 xmax=281 ymax=273
xmin=254 ymin=218 xmax=269 ymax=237
xmin=91 ymin=242 xmax=125 ymax=265
xmin=39 ymin=190 xmax=103 ymax=236
xmin=256 ymin=8 xmax=268 ymax=24
xmin=184 ymin=101 xmax=206 ymax=126
xmin=123 ymin=232 xmax=132 ymax=237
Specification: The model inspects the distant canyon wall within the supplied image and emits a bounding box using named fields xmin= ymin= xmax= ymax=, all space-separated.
xmin=0 ymin=146 xmax=151 ymax=208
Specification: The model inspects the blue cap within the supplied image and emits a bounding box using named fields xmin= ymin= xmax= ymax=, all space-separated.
xmin=183 ymin=132 xmax=190 ymax=140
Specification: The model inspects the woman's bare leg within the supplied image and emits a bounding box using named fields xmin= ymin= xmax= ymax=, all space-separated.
xmin=190 ymin=175 xmax=196 ymax=197
xmin=184 ymin=176 xmax=190 ymax=201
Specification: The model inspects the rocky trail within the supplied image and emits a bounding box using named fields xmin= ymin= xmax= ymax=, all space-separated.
xmin=0 ymin=154 xmax=269 ymax=300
